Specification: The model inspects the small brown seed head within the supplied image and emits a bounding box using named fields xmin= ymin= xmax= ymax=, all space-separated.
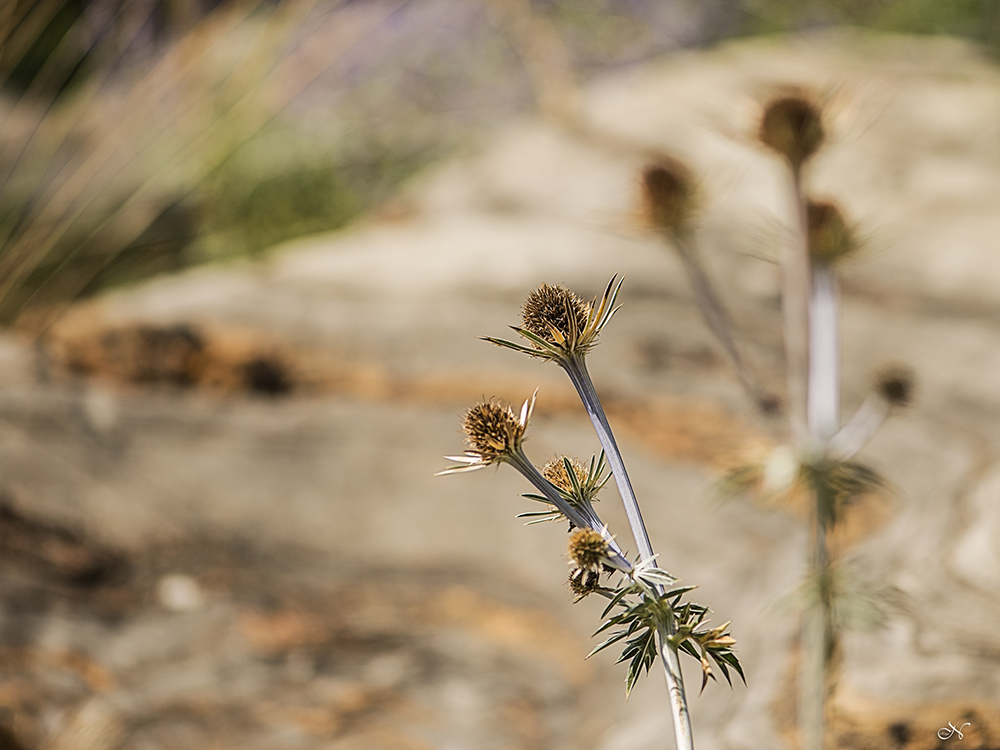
xmin=462 ymin=400 xmax=526 ymax=462
xmin=568 ymin=528 xmax=608 ymax=570
xmin=641 ymin=157 xmax=696 ymax=234
xmin=569 ymin=568 xmax=601 ymax=599
xmin=758 ymin=92 xmax=825 ymax=170
xmin=807 ymin=200 xmax=857 ymax=264
xmin=875 ymin=365 xmax=915 ymax=408
xmin=543 ymin=456 xmax=587 ymax=494
xmin=521 ymin=283 xmax=589 ymax=346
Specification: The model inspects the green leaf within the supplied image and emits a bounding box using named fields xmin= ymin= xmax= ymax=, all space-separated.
xmin=480 ymin=335 xmax=546 ymax=359
xmin=624 ymin=626 xmax=658 ymax=698
xmin=678 ymin=639 xmax=700 ymax=660
xmin=520 ymin=492 xmax=554 ymax=504
xmin=600 ymin=585 xmax=636 ymax=618
xmin=664 ymin=584 xmax=699 ymax=604
xmin=587 ymin=629 xmax=632 ymax=659
xmin=636 ymin=568 xmax=679 ymax=587
xmin=714 ymin=650 xmax=746 ymax=686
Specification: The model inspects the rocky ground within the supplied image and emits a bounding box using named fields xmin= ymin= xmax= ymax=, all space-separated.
xmin=0 ymin=30 xmax=999 ymax=750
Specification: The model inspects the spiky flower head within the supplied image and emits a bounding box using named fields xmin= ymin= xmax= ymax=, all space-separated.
xmin=542 ymin=454 xmax=607 ymax=504
xmin=807 ymin=199 xmax=857 ymax=264
xmin=543 ymin=455 xmax=587 ymax=492
xmin=521 ymin=284 xmax=589 ymax=347
xmin=484 ymin=276 xmax=623 ymax=364
xmin=758 ymin=90 xmax=825 ymax=171
xmin=438 ymin=392 xmax=535 ymax=475
xmin=875 ymin=365 xmax=915 ymax=408
xmin=463 ymin=400 xmax=524 ymax=459
xmin=568 ymin=527 xmax=609 ymax=571
xmin=641 ymin=156 xmax=696 ymax=235
xmin=518 ymin=453 xmax=610 ymax=527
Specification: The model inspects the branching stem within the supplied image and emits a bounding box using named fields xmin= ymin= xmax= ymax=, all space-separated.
xmin=561 ymin=353 xmax=694 ymax=750
xmin=507 ymin=448 xmax=633 ymax=574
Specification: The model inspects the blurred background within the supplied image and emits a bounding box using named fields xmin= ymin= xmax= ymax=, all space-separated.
xmin=1 ymin=1 xmax=1000 ymax=748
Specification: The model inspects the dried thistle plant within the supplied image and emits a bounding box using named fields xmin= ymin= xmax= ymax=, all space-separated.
xmin=442 ymin=278 xmax=743 ymax=750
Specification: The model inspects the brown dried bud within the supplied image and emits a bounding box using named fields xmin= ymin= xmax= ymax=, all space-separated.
xmin=758 ymin=92 xmax=825 ymax=170
xmin=641 ymin=156 xmax=696 ymax=234
xmin=807 ymin=200 xmax=857 ymax=264
xmin=521 ymin=283 xmax=589 ymax=346
xmin=875 ymin=365 xmax=914 ymax=408
xmin=462 ymin=400 xmax=526 ymax=462
xmin=569 ymin=568 xmax=600 ymax=599
xmin=543 ymin=456 xmax=587 ymax=494
xmin=568 ymin=528 xmax=608 ymax=570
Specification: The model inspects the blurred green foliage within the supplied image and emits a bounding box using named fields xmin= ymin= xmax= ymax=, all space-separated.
xmin=4 ymin=0 xmax=86 ymax=94
xmin=741 ymin=0 xmax=1000 ymax=54
xmin=193 ymin=127 xmax=433 ymax=262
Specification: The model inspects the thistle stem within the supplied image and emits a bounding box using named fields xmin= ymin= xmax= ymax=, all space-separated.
xmin=657 ymin=621 xmax=695 ymax=750
xmin=784 ymin=171 xmax=812 ymax=447
xmin=561 ymin=354 xmax=694 ymax=750
xmin=672 ymin=231 xmax=770 ymax=410
xmin=803 ymin=262 xmax=841 ymax=750
xmin=827 ymin=395 xmax=889 ymax=462
xmin=561 ymin=354 xmax=655 ymax=563
xmin=800 ymin=476 xmax=833 ymax=750
xmin=807 ymin=265 xmax=840 ymax=443
xmin=788 ymin=163 xmax=833 ymax=750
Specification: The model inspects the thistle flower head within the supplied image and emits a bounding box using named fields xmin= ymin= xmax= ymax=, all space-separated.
xmin=758 ymin=90 xmax=825 ymax=171
xmin=542 ymin=452 xmax=608 ymax=505
xmin=568 ymin=527 xmax=609 ymax=570
xmin=464 ymin=400 xmax=524 ymax=458
xmin=484 ymin=276 xmax=623 ymax=364
xmin=438 ymin=392 xmax=536 ymax=475
xmin=641 ymin=156 xmax=696 ymax=235
xmin=521 ymin=283 xmax=589 ymax=347
xmin=807 ymin=199 xmax=857 ymax=264
xmin=544 ymin=455 xmax=587 ymax=493
xmin=875 ymin=365 xmax=915 ymax=408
